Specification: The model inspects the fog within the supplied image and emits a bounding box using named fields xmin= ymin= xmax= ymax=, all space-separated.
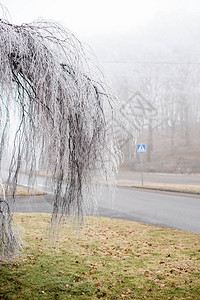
xmin=1 ymin=1 xmax=200 ymax=174
xmin=78 ymin=10 xmax=200 ymax=173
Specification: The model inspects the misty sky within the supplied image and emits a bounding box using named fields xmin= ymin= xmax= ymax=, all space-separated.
xmin=1 ymin=0 xmax=200 ymax=38
xmin=1 ymin=0 xmax=200 ymax=75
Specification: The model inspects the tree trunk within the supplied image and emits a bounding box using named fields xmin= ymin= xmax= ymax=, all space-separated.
xmin=170 ymin=120 xmax=175 ymax=154
xmin=147 ymin=119 xmax=153 ymax=162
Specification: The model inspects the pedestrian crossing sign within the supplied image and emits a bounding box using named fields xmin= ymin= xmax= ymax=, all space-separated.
xmin=137 ymin=144 xmax=146 ymax=153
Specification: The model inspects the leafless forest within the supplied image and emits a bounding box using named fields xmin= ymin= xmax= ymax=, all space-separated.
xmin=86 ymin=11 xmax=200 ymax=173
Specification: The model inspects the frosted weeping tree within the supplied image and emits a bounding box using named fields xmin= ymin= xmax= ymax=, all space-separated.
xmin=0 ymin=15 xmax=125 ymax=260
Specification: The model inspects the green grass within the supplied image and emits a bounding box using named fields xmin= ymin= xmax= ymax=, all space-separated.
xmin=0 ymin=214 xmax=200 ymax=299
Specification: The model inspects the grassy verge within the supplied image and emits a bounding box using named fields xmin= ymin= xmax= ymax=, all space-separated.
xmin=117 ymin=181 xmax=200 ymax=195
xmin=0 ymin=214 xmax=200 ymax=299
xmin=0 ymin=185 xmax=45 ymax=197
xmin=132 ymin=184 xmax=200 ymax=195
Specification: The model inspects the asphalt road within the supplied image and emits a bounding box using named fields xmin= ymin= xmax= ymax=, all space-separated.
xmin=2 ymin=170 xmax=199 ymax=191
xmin=12 ymin=187 xmax=200 ymax=234
xmin=98 ymin=188 xmax=200 ymax=234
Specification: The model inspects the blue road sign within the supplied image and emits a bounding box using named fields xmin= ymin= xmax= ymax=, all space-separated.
xmin=137 ymin=144 xmax=146 ymax=153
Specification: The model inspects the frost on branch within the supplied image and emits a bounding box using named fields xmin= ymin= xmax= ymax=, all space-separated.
xmin=0 ymin=18 xmax=122 ymax=259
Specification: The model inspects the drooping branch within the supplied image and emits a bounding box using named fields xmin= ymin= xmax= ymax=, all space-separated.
xmin=0 ymin=17 xmax=121 ymax=259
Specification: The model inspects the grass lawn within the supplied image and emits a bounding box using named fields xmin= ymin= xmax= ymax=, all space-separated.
xmin=132 ymin=184 xmax=200 ymax=195
xmin=116 ymin=180 xmax=200 ymax=195
xmin=0 ymin=214 xmax=200 ymax=299
xmin=0 ymin=186 xmax=45 ymax=197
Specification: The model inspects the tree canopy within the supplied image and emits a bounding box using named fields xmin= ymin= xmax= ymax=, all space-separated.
xmin=0 ymin=17 xmax=121 ymax=260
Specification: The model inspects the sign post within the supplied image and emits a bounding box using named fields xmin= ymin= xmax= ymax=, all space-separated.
xmin=136 ymin=144 xmax=146 ymax=186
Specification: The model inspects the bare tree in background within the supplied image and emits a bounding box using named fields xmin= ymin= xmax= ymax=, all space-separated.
xmin=0 ymin=15 xmax=125 ymax=260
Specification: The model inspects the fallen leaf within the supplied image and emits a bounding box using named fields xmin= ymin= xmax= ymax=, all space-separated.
xmin=82 ymin=272 xmax=88 ymax=275
xmin=95 ymin=283 xmax=100 ymax=287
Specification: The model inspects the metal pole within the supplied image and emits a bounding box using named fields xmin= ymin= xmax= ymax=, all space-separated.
xmin=140 ymin=155 xmax=144 ymax=186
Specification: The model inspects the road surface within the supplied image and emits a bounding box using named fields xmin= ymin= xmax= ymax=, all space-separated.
xmin=98 ymin=187 xmax=200 ymax=234
xmin=12 ymin=187 xmax=200 ymax=234
xmin=2 ymin=170 xmax=199 ymax=190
